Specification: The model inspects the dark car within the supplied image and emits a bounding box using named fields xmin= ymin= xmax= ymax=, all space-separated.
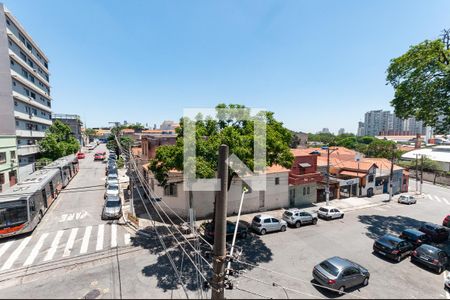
xmin=204 ymin=221 xmax=248 ymax=242
xmin=373 ymin=234 xmax=413 ymax=262
xmin=443 ymin=215 xmax=450 ymax=228
xmin=411 ymin=244 xmax=449 ymax=273
xmin=312 ymin=256 xmax=370 ymax=295
xmin=419 ymin=223 xmax=449 ymax=243
xmin=399 ymin=229 xmax=430 ymax=248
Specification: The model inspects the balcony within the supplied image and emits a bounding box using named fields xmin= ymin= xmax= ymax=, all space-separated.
xmin=11 ymin=69 xmax=51 ymax=100
xmin=14 ymin=111 xmax=52 ymax=126
xmin=16 ymin=129 xmax=45 ymax=138
xmin=9 ymin=49 xmax=51 ymax=87
xmin=12 ymin=91 xmax=52 ymax=113
xmin=17 ymin=144 xmax=40 ymax=156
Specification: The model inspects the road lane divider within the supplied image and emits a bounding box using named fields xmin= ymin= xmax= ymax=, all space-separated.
xmin=23 ymin=233 xmax=49 ymax=266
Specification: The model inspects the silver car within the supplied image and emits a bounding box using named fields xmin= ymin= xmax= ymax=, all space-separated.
xmin=282 ymin=209 xmax=318 ymax=228
xmin=251 ymin=214 xmax=287 ymax=235
xmin=313 ymin=256 xmax=370 ymax=295
xmin=104 ymin=184 xmax=120 ymax=199
xmin=398 ymin=195 xmax=417 ymax=205
xmin=102 ymin=196 xmax=122 ymax=220
xmin=105 ymin=174 xmax=119 ymax=187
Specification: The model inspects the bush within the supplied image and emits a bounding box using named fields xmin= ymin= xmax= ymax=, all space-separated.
xmin=117 ymin=156 xmax=125 ymax=169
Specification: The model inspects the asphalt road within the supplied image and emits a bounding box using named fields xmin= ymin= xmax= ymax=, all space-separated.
xmin=1 ymin=173 xmax=450 ymax=299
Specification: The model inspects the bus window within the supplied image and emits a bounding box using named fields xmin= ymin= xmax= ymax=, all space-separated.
xmin=0 ymin=200 xmax=28 ymax=229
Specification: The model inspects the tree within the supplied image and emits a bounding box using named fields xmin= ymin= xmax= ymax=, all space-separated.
xmin=107 ymin=134 xmax=134 ymax=155
xmin=386 ymin=29 xmax=450 ymax=133
xmin=39 ymin=120 xmax=80 ymax=161
xmin=125 ymin=123 xmax=145 ymax=132
xmin=84 ymin=128 xmax=98 ymax=140
xmin=150 ymin=104 xmax=294 ymax=186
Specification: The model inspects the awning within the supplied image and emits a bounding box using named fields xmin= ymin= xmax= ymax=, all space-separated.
xmin=299 ymin=163 xmax=311 ymax=168
xmin=339 ymin=171 xmax=366 ymax=178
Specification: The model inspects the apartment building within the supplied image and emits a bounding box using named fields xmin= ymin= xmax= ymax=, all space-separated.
xmin=0 ymin=4 xmax=52 ymax=179
xmin=52 ymin=114 xmax=83 ymax=146
xmin=360 ymin=110 xmax=426 ymax=136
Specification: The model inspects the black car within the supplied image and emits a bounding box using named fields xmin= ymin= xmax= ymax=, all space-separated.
xmin=419 ymin=223 xmax=449 ymax=243
xmin=399 ymin=229 xmax=430 ymax=248
xmin=373 ymin=234 xmax=413 ymax=262
xmin=204 ymin=221 xmax=248 ymax=242
xmin=411 ymin=244 xmax=448 ymax=273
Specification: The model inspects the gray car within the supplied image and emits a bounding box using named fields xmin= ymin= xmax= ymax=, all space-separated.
xmin=102 ymin=196 xmax=122 ymax=220
xmin=313 ymin=256 xmax=370 ymax=295
xmin=398 ymin=195 xmax=417 ymax=205
xmin=282 ymin=209 xmax=318 ymax=228
xmin=251 ymin=214 xmax=287 ymax=235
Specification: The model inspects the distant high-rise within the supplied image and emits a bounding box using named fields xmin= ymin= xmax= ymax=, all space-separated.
xmin=318 ymin=128 xmax=330 ymax=134
xmin=359 ymin=110 xmax=426 ymax=136
xmin=338 ymin=128 xmax=345 ymax=135
xmin=357 ymin=122 xmax=365 ymax=136
xmin=0 ymin=4 xmax=52 ymax=180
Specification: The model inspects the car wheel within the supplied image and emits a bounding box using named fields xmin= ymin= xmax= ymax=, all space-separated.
xmin=280 ymin=225 xmax=286 ymax=232
xmin=396 ymin=255 xmax=402 ymax=263
xmin=312 ymin=218 xmax=318 ymax=225
xmin=338 ymin=286 xmax=345 ymax=295
xmin=260 ymin=229 xmax=266 ymax=235
xmin=340 ymin=214 xmax=344 ymax=219
xmin=295 ymin=221 xmax=301 ymax=228
xmin=363 ymin=277 xmax=369 ymax=286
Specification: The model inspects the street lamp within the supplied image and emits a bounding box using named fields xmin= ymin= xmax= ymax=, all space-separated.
xmin=321 ymin=146 xmax=337 ymax=206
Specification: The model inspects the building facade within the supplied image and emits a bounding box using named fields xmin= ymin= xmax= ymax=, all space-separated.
xmin=360 ymin=110 xmax=426 ymax=137
xmin=0 ymin=5 xmax=52 ymax=180
xmin=52 ymin=114 xmax=83 ymax=146
xmin=0 ymin=135 xmax=18 ymax=192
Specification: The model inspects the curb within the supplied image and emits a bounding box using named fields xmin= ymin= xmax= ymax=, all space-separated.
xmin=340 ymin=201 xmax=388 ymax=213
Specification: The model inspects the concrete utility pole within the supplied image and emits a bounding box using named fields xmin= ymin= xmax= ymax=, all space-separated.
xmin=211 ymin=145 xmax=229 ymax=300
xmin=415 ymin=154 xmax=419 ymax=194
xmin=420 ymin=154 xmax=424 ymax=195
xmin=326 ymin=147 xmax=331 ymax=206
xmin=388 ymin=145 xmax=395 ymax=201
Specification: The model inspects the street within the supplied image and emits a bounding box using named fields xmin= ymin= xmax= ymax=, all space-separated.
xmin=1 ymin=167 xmax=450 ymax=298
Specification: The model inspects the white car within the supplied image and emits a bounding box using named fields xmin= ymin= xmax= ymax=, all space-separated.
xmin=317 ymin=206 xmax=344 ymax=220
xmin=445 ymin=274 xmax=450 ymax=290
xmin=398 ymin=195 xmax=417 ymax=205
xmin=251 ymin=214 xmax=287 ymax=235
xmin=104 ymin=184 xmax=120 ymax=199
xmin=105 ymin=174 xmax=119 ymax=187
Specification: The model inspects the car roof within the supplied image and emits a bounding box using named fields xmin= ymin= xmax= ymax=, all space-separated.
xmin=255 ymin=214 xmax=274 ymax=219
xmin=403 ymin=229 xmax=425 ymax=236
xmin=320 ymin=206 xmax=336 ymax=209
xmin=417 ymin=244 xmax=441 ymax=253
xmin=106 ymin=195 xmax=120 ymax=201
xmin=326 ymin=256 xmax=355 ymax=269
xmin=379 ymin=234 xmax=403 ymax=243
xmin=423 ymin=222 xmax=443 ymax=229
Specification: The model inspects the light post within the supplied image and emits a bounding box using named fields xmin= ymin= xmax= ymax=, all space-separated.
xmin=321 ymin=146 xmax=337 ymax=206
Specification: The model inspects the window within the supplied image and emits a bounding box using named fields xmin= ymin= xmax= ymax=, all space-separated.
xmin=6 ymin=19 xmax=10 ymax=26
xmin=0 ymin=152 xmax=6 ymax=164
xmin=303 ymin=187 xmax=306 ymax=196
xmin=21 ymin=68 xmax=28 ymax=78
xmin=27 ymin=58 xmax=33 ymax=68
xmin=47 ymin=101 xmax=51 ymax=107
xmin=15 ymin=120 xmax=19 ymax=126
xmin=19 ymin=51 xmax=26 ymax=61
xmin=26 ymin=41 xmax=32 ymax=51
xmin=8 ymin=40 xmax=12 ymax=46
xmin=14 ymin=101 xmax=18 ymax=106
xmin=37 ymin=52 xmax=41 ymax=59
xmin=307 ymin=186 xmax=310 ymax=195
xmin=44 ymin=62 xmax=48 ymax=69
xmin=264 ymin=218 xmax=271 ymax=224
xmin=29 ymin=75 xmax=35 ymax=83
xmin=24 ymin=88 xmax=30 ymax=96
xmin=10 ymin=59 xmax=14 ymax=66
xmin=12 ymin=80 xmax=16 ymax=86
xmin=275 ymin=177 xmax=280 ymax=185
xmin=19 ymin=33 xmax=25 ymax=44
xmin=30 ymin=92 xmax=36 ymax=99
xmin=164 ymin=183 xmax=177 ymax=197
xmin=0 ymin=173 xmax=4 ymax=185
xmin=368 ymin=175 xmax=374 ymax=183
xmin=10 ymin=151 xmax=15 ymax=159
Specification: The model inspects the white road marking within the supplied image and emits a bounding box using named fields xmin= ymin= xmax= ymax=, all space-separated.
xmin=443 ymin=271 xmax=450 ymax=299
xmin=0 ymin=240 xmax=14 ymax=260
xmin=434 ymin=195 xmax=442 ymax=203
xmin=80 ymin=226 xmax=92 ymax=254
xmin=111 ymin=224 xmax=117 ymax=248
xmin=67 ymin=214 xmax=75 ymax=221
xmin=63 ymin=228 xmax=79 ymax=257
xmin=59 ymin=214 xmax=68 ymax=222
xmin=23 ymin=233 xmax=49 ymax=266
xmin=124 ymin=233 xmax=131 ymax=245
xmin=96 ymin=224 xmax=104 ymax=251
xmin=443 ymin=198 xmax=450 ymax=205
xmin=44 ymin=230 xmax=64 ymax=261
xmin=427 ymin=194 xmax=433 ymax=200
xmin=1 ymin=236 xmax=31 ymax=271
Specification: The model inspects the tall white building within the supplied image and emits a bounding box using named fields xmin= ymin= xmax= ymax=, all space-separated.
xmin=360 ymin=110 xmax=426 ymax=136
xmin=0 ymin=4 xmax=52 ymax=179
xmin=338 ymin=128 xmax=345 ymax=135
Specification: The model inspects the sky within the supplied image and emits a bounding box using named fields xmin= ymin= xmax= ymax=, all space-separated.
xmin=3 ymin=0 xmax=450 ymax=134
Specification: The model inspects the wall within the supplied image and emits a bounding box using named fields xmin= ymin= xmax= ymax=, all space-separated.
xmin=409 ymin=171 xmax=450 ymax=186
xmin=289 ymin=183 xmax=317 ymax=207
xmin=0 ymin=135 xmax=18 ymax=192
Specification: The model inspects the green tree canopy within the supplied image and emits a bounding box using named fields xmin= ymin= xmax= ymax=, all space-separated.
xmin=39 ymin=120 xmax=80 ymax=161
xmin=84 ymin=128 xmax=98 ymax=138
xmin=150 ymin=104 xmax=294 ymax=186
xmin=386 ymin=29 xmax=450 ymax=133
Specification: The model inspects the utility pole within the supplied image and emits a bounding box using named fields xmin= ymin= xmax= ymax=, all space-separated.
xmin=211 ymin=145 xmax=229 ymax=300
xmin=415 ymin=154 xmax=419 ymax=195
xmin=388 ymin=145 xmax=395 ymax=201
xmin=420 ymin=154 xmax=424 ymax=195
xmin=326 ymin=147 xmax=331 ymax=206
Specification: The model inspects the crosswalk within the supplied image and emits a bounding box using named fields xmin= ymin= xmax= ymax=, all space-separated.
xmin=0 ymin=224 xmax=132 ymax=273
xmin=424 ymin=193 xmax=450 ymax=206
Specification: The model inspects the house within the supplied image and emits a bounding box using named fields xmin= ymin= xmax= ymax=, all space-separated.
xmin=141 ymin=132 xmax=177 ymax=161
xmin=363 ymin=158 xmax=409 ymax=194
xmin=149 ymin=164 xmax=290 ymax=219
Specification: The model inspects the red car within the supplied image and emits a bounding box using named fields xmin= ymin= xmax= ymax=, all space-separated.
xmin=94 ymin=152 xmax=105 ymax=161
xmin=77 ymin=152 xmax=85 ymax=159
xmin=443 ymin=215 xmax=450 ymax=227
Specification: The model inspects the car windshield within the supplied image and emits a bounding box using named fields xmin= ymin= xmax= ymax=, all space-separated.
xmin=379 ymin=237 xmax=398 ymax=247
xmin=253 ymin=216 xmax=261 ymax=223
xmin=417 ymin=246 xmax=438 ymax=257
xmin=106 ymin=200 xmax=121 ymax=208
xmin=108 ymin=185 xmax=119 ymax=191
xmin=319 ymin=261 xmax=339 ymax=277
xmin=284 ymin=211 xmax=293 ymax=217
xmin=108 ymin=175 xmax=118 ymax=180
xmin=0 ymin=200 xmax=28 ymax=229
xmin=319 ymin=208 xmax=329 ymax=212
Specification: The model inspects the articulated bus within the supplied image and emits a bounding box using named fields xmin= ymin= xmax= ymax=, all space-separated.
xmin=0 ymin=154 xmax=79 ymax=238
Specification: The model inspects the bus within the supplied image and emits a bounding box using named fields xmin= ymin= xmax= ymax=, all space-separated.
xmin=0 ymin=154 xmax=79 ymax=238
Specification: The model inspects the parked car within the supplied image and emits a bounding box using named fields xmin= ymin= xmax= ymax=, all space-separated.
xmin=398 ymin=195 xmax=417 ymax=205
xmin=87 ymin=144 xmax=96 ymax=150
xmin=399 ymin=229 xmax=430 ymax=248
xmin=282 ymin=209 xmax=318 ymax=228
xmin=312 ymin=256 xmax=370 ymax=295
xmin=373 ymin=234 xmax=413 ymax=262
xmin=419 ymin=222 xmax=449 ymax=243
xmin=94 ymin=152 xmax=105 ymax=161
xmin=106 ymin=164 xmax=118 ymax=176
xmin=77 ymin=152 xmax=85 ymax=159
xmin=102 ymin=195 xmax=122 ymax=220
xmin=445 ymin=273 xmax=450 ymax=290
xmin=251 ymin=215 xmax=287 ymax=235
xmin=442 ymin=215 xmax=450 ymax=228
xmin=105 ymin=174 xmax=119 ymax=187
xmin=411 ymin=244 xmax=448 ymax=273
xmin=317 ymin=206 xmax=344 ymax=220
xmin=104 ymin=184 xmax=120 ymax=199
xmin=204 ymin=221 xmax=248 ymax=242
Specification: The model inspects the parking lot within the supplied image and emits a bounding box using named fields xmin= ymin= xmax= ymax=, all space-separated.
xmin=226 ymin=183 xmax=450 ymax=299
